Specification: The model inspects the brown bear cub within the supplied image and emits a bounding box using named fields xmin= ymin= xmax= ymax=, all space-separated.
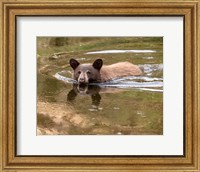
xmin=70 ymin=58 xmax=142 ymax=84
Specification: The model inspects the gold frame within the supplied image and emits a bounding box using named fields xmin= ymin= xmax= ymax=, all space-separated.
xmin=0 ymin=0 xmax=199 ymax=171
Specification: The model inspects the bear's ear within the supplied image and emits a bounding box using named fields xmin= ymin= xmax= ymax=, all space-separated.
xmin=93 ymin=59 xmax=103 ymax=70
xmin=70 ymin=59 xmax=80 ymax=70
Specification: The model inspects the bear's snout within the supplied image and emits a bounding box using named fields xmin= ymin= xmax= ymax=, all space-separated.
xmin=78 ymin=77 xmax=86 ymax=83
xmin=78 ymin=73 xmax=89 ymax=84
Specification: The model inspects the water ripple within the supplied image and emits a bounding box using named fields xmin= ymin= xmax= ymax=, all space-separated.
xmin=85 ymin=50 xmax=156 ymax=54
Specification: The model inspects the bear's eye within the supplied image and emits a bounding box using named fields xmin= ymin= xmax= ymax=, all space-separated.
xmin=77 ymin=71 xmax=81 ymax=75
xmin=87 ymin=71 xmax=91 ymax=75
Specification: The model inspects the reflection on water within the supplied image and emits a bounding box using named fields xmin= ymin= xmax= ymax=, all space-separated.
xmin=37 ymin=37 xmax=163 ymax=135
xmin=67 ymin=84 xmax=102 ymax=107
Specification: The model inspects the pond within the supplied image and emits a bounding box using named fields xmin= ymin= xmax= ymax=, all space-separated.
xmin=37 ymin=37 xmax=163 ymax=135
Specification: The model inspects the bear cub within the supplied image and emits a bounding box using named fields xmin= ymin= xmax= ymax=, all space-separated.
xmin=70 ymin=58 xmax=142 ymax=84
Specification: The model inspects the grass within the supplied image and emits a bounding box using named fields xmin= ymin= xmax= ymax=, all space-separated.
xmin=37 ymin=37 xmax=163 ymax=57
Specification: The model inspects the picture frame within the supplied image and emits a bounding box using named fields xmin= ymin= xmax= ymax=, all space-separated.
xmin=0 ymin=0 xmax=199 ymax=171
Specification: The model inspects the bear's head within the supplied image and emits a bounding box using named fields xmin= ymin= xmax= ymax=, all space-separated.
xmin=69 ymin=58 xmax=103 ymax=84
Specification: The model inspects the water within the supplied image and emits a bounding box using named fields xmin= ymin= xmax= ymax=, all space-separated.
xmin=85 ymin=49 xmax=156 ymax=54
xmin=37 ymin=37 xmax=163 ymax=135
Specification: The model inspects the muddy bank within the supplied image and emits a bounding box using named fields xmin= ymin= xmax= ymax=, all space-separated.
xmin=37 ymin=101 xmax=94 ymax=135
xmin=37 ymin=100 xmax=162 ymax=135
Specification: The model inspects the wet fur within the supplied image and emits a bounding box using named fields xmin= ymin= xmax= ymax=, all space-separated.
xmin=99 ymin=62 xmax=142 ymax=82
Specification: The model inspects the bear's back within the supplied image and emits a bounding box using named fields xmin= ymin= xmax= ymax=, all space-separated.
xmin=100 ymin=62 xmax=142 ymax=82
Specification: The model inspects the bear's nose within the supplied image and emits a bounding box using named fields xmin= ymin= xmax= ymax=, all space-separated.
xmin=79 ymin=78 xmax=85 ymax=83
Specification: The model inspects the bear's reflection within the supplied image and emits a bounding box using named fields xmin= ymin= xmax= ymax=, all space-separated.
xmin=67 ymin=84 xmax=101 ymax=106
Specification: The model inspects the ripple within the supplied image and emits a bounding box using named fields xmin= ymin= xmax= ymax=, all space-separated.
xmin=85 ymin=50 xmax=156 ymax=54
xmin=91 ymin=81 xmax=163 ymax=89
xmin=54 ymin=73 xmax=77 ymax=84
xmin=139 ymin=64 xmax=163 ymax=74
xmin=108 ymin=76 xmax=163 ymax=82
